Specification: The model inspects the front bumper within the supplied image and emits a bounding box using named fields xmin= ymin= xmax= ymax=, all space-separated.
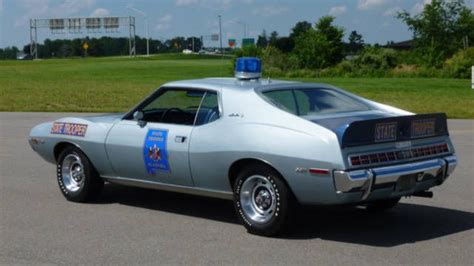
xmin=334 ymin=155 xmax=457 ymax=200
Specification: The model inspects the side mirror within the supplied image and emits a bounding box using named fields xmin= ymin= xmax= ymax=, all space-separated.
xmin=133 ymin=110 xmax=144 ymax=120
xmin=133 ymin=111 xmax=146 ymax=127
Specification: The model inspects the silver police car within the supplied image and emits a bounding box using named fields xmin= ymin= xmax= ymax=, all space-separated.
xmin=29 ymin=58 xmax=457 ymax=236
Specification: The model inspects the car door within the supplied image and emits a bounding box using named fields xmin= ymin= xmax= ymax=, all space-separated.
xmin=104 ymin=88 xmax=205 ymax=187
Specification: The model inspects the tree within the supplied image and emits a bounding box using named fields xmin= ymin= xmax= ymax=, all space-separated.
xmin=184 ymin=37 xmax=202 ymax=52
xmin=397 ymin=0 xmax=474 ymax=66
xmin=289 ymin=21 xmax=312 ymax=39
xmin=457 ymin=7 xmax=474 ymax=49
xmin=269 ymin=31 xmax=279 ymax=47
xmin=0 ymin=46 xmax=19 ymax=59
xmin=274 ymin=37 xmax=293 ymax=53
xmin=348 ymin=30 xmax=364 ymax=54
xmin=256 ymin=30 xmax=268 ymax=48
xmin=315 ymin=16 xmax=345 ymax=66
xmin=293 ymin=16 xmax=345 ymax=69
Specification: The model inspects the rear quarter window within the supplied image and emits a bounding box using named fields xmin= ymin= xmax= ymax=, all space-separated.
xmin=262 ymin=88 xmax=370 ymax=116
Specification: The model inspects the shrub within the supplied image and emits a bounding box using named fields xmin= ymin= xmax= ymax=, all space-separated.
xmin=261 ymin=46 xmax=288 ymax=71
xmin=355 ymin=47 xmax=398 ymax=70
xmin=263 ymin=66 xmax=284 ymax=78
xmin=443 ymin=47 xmax=474 ymax=79
xmin=286 ymin=69 xmax=318 ymax=78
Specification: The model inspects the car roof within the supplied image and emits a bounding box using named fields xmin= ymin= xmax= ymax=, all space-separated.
xmin=161 ymin=77 xmax=301 ymax=91
xmin=161 ymin=78 xmax=342 ymax=95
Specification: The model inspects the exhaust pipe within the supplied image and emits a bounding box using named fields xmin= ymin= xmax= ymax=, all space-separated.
xmin=412 ymin=191 xmax=433 ymax=198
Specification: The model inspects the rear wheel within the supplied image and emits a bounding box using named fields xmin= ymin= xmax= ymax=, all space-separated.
xmin=366 ymin=197 xmax=401 ymax=212
xmin=233 ymin=164 xmax=294 ymax=236
xmin=57 ymin=146 xmax=103 ymax=202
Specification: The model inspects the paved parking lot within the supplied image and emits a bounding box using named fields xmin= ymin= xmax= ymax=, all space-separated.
xmin=1 ymin=112 xmax=473 ymax=265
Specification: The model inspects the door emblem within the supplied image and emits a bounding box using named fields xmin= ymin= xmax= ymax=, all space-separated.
xmin=143 ymin=129 xmax=170 ymax=174
xmin=147 ymin=144 xmax=162 ymax=161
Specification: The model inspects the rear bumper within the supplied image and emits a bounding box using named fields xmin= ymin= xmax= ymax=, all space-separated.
xmin=333 ymin=155 xmax=457 ymax=200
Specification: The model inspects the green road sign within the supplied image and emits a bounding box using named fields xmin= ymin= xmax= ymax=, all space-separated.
xmin=242 ymin=38 xmax=255 ymax=47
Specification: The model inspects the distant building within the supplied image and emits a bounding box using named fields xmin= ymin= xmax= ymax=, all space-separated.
xmin=385 ymin=40 xmax=413 ymax=50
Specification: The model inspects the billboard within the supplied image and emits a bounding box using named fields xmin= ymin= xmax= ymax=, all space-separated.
xmin=49 ymin=19 xmax=65 ymax=30
xmin=211 ymin=34 xmax=219 ymax=41
xmin=104 ymin=17 xmax=119 ymax=29
xmin=86 ymin=18 xmax=101 ymax=29
xmin=68 ymin=18 xmax=81 ymax=31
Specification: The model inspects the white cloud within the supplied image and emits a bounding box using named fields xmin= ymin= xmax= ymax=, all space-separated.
xmin=90 ymin=8 xmax=110 ymax=17
xmin=14 ymin=0 xmax=51 ymax=27
xmin=358 ymin=0 xmax=390 ymax=10
xmin=54 ymin=0 xmax=95 ymax=16
xmin=155 ymin=14 xmax=173 ymax=31
xmin=175 ymin=0 xmax=199 ymax=6
xmin=328 ymin=5 xmax=347 ymax=16
xmin=203 ymin=0 xmax=232 ymax=10
xmin=175 ymin=0 xmax=234 ymax=9
xmin=14 ymin=0 xmax=96 ymax=27
xmin=384 ymin=6 xmax=402 ymax=17
xmin=411 ymin=0 xmax=431 ymax=14
xmin=252 ymin=5 xmax=289 ymax=17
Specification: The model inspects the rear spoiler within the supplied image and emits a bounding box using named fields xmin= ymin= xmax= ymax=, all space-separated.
xmin=341 ymin=113 xmax=448 ymax=148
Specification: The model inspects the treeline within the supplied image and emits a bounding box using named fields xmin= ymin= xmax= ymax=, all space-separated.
xmin=236 ymin=0 xmax=473 ymax=79
xmin=0 ymin=36 xmax=205 ymax=59
xmin=0 ymin=47 xmax=21 ymax=60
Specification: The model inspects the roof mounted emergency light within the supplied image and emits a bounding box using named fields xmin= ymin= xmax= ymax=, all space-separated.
xmin=235 ymin=57 xmax=262 ymax=80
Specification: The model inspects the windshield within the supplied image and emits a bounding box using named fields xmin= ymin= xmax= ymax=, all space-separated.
xmin=262 ymin=88 xmax=370 ymax=116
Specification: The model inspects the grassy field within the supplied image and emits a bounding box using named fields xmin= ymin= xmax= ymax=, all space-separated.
xmin=1 ymin=54 xmax=473 ymax=118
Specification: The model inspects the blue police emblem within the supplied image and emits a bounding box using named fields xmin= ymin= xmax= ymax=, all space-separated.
xmin=143 ymin=129 xmax=170 ymax=174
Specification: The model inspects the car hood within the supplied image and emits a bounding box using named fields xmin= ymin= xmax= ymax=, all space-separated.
xmin=82 ymin=113 xmax=125 ymax=124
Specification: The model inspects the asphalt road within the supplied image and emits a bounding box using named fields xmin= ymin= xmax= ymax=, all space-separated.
xmin=1 ymin=112 xmax=473 ymax=265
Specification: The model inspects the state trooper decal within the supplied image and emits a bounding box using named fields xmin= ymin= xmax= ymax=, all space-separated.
xmin=143 ymin=129 xmax=170 ymax=174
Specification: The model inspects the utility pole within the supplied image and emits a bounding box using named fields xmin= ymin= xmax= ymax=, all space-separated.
xmin=127 ymin=6 xmax=149 ymax=56
xmin=218 ymin=15 xmax=223 ymax=55
xmin=237 ymin=21 xmax=247 ymax=38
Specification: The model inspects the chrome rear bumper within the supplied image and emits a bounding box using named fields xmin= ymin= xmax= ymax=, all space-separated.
xmin=334 ymin=155 xmax=457 ymax=200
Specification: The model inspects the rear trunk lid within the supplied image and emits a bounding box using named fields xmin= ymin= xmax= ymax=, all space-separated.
xmin=309 ymin=111 xmax=452 ymax=169
xmin=309 ymin=111 xmax=448 ymax=147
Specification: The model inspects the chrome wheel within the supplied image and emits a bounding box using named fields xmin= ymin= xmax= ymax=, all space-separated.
xmin=61 ymin=154 xmax=85 ymax=192
xmin=239 ymin=175 xmax=277 ymax=224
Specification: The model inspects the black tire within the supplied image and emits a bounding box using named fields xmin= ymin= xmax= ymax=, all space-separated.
xmin=57 ymin=146 xmax=103 ymax=202
xmin=366 ymin=197 xmax=401 ymax=212
xmin=233 ymin=163 xmax=294 ymax=236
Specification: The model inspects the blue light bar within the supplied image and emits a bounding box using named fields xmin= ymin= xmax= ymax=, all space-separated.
xmin=235 ymin=57 xmax=262 ymax=80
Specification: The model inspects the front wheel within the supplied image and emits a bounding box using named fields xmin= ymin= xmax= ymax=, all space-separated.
xmin=57 ymin=146 xmax=103 ymax=202
xmin=233 ymin=164 xmax=294 ymax=236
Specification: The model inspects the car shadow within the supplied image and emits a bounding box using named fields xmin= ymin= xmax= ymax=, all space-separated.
xmin=97 ymin=183 xmax=474 ymax=247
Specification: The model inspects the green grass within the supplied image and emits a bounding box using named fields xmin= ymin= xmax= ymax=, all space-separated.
xmin=1 ymin=54 xmax=473 ymax=118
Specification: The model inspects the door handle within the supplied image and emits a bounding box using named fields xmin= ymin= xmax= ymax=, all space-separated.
xmin=175 ymin=136 xmax=187 ymax=143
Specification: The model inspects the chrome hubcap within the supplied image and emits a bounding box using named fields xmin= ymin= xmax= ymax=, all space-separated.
xmin=61 ymin=154 xmax=84 ymax=192
xmin=255 ymin=188 xmax=272 ymax=210
xmin=240 ymin=175 xmax=277 ymax=224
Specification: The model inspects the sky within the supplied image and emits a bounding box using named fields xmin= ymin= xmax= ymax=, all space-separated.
xmin=0 ymin=0 xmax=473 ymax=49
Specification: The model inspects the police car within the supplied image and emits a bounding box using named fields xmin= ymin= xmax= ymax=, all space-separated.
xmin=29 ymin=57 xmax=457 ymax=236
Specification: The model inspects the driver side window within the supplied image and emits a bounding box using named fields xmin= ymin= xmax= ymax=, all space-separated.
xmin=141 ymin=89 xmax=204 ymax=125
